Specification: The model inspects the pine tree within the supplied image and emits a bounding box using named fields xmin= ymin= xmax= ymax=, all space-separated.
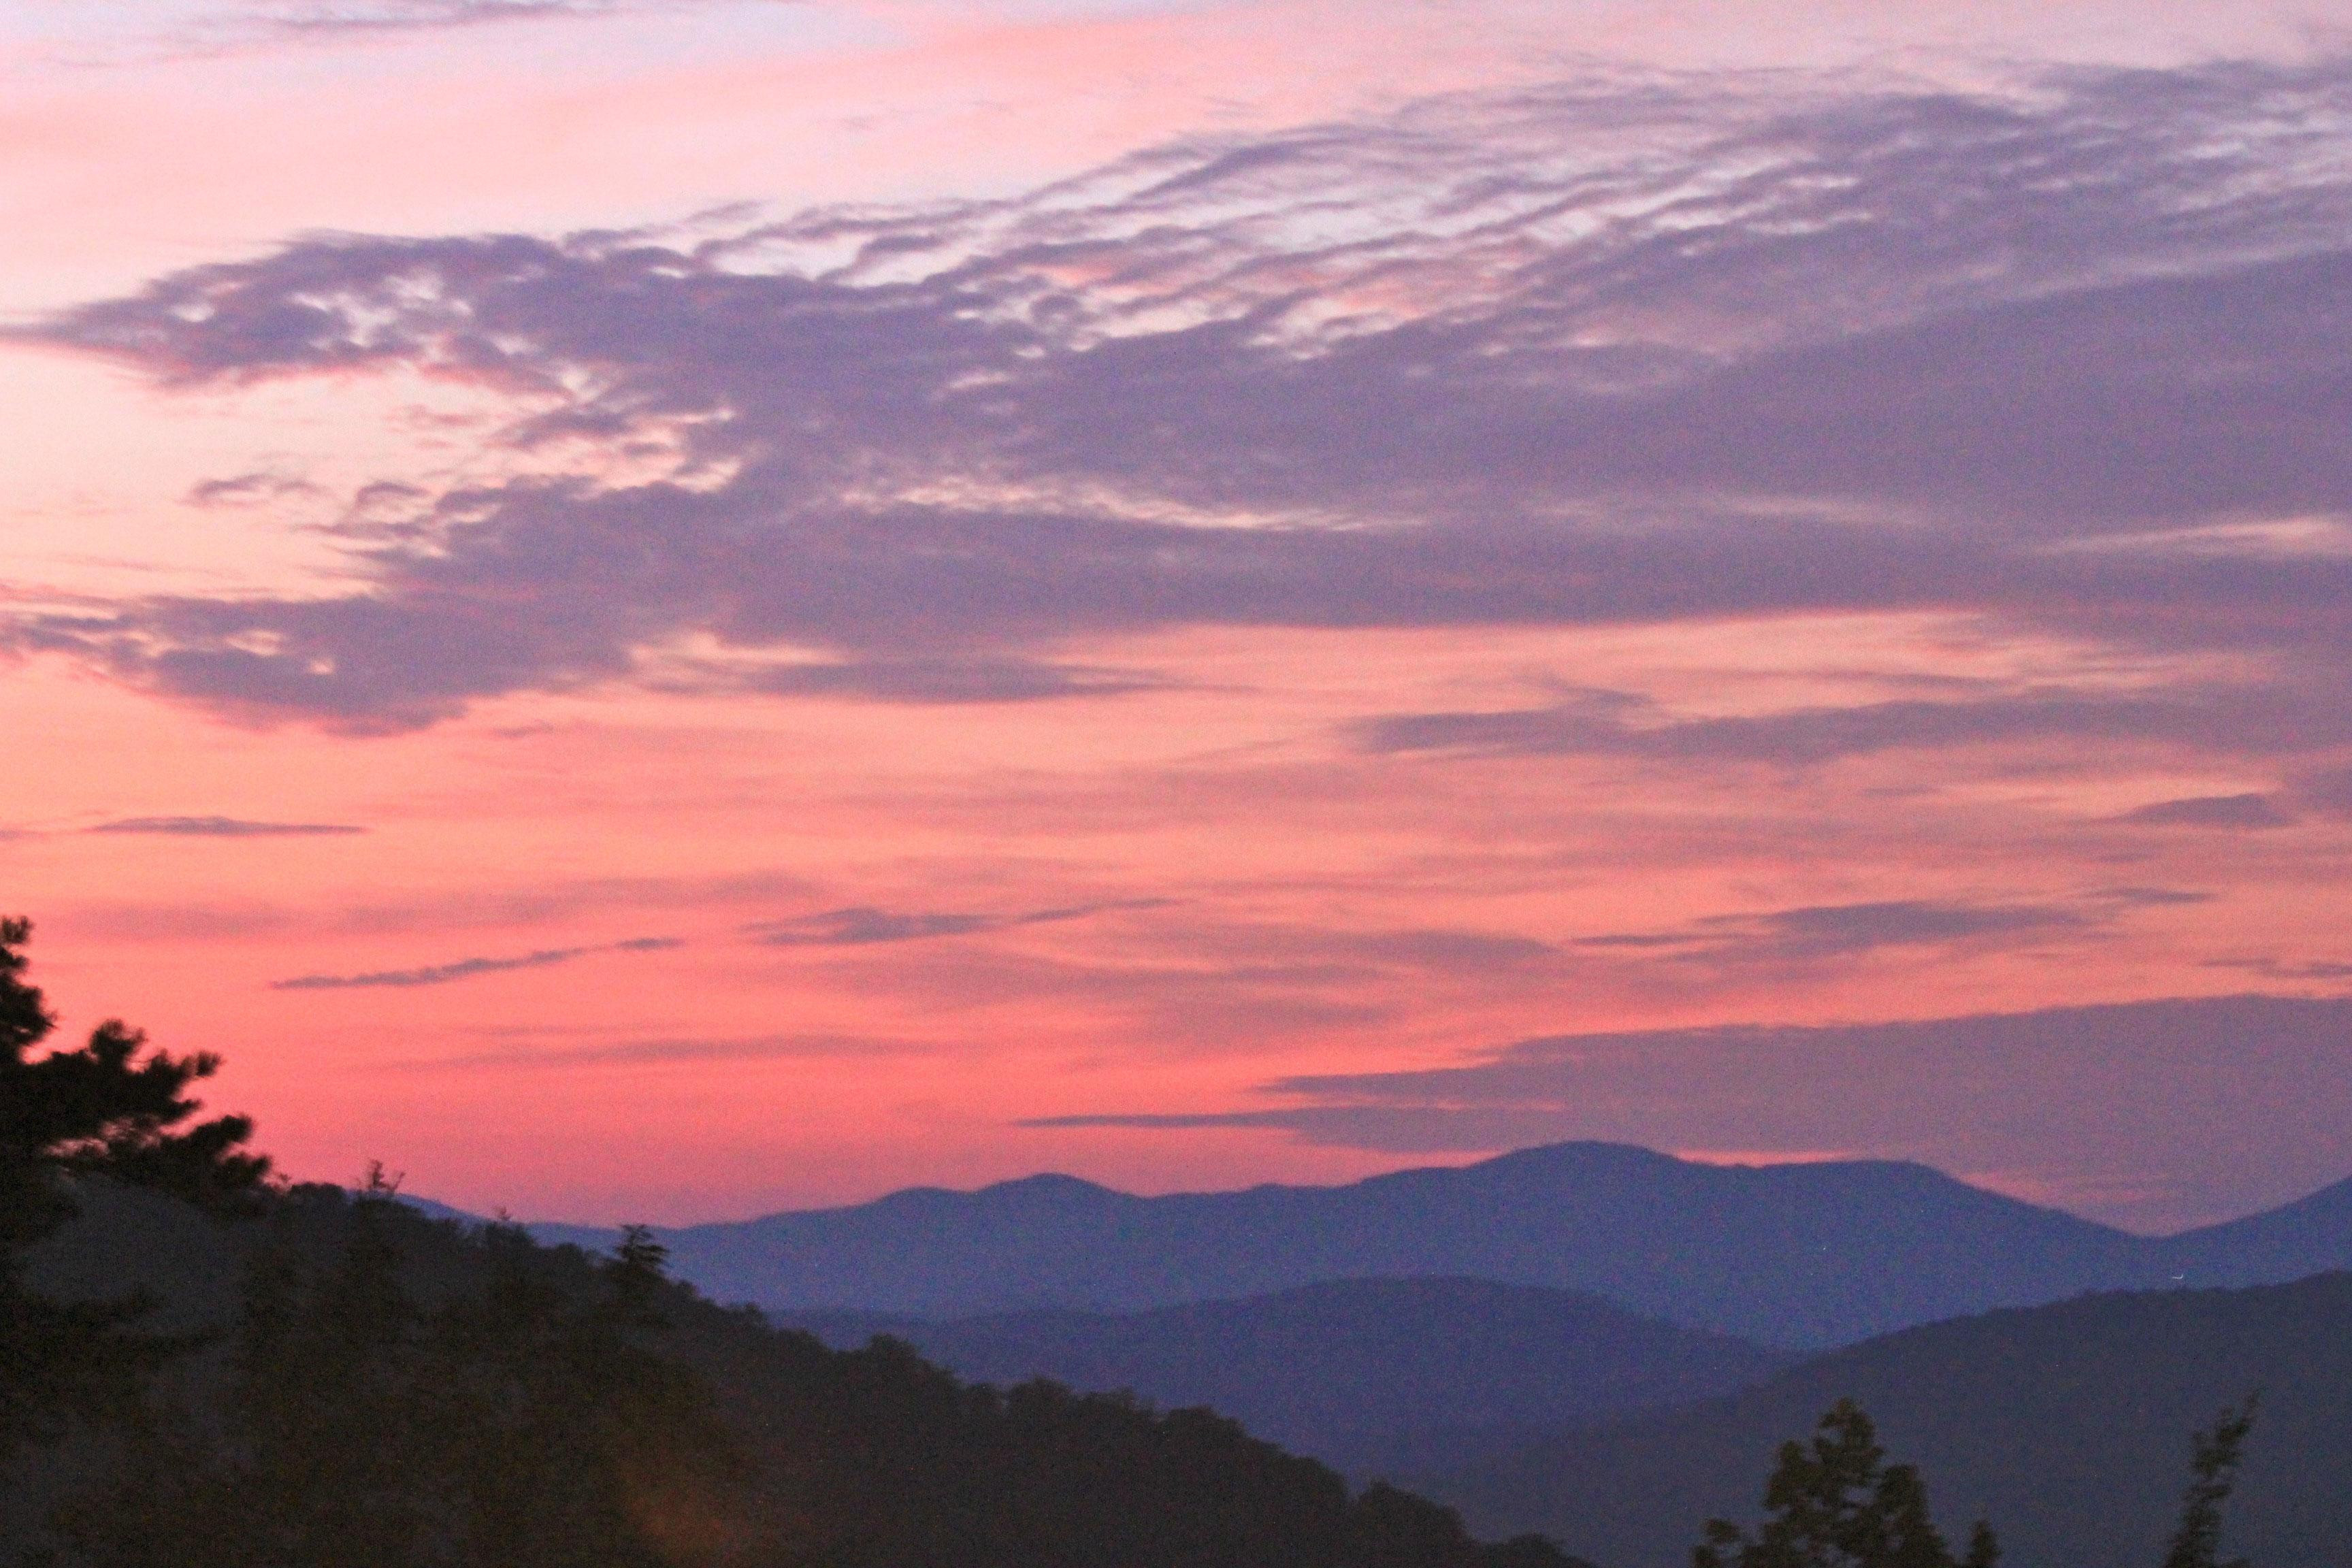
xmin=2159 ymin=1397 xmax=2257 ymax=1568
xmin=1693 ymin=1401 xmax=1997 ymax=1568
xmin=0 ymin=916 xmax=272 ymax=1458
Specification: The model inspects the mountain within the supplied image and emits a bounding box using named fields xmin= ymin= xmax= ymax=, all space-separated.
xmin=1418 ymin=1273 xmax=2352 ymax=1568
xmin=536 ymin=1143 xmax=2187 ymax=1348
xmin=532 ymin=1143 xmax=2352 ymax=1348
xmin=2155 ymin=1173 xmax=2352 ymax=1285
xmin=774 ymin=1277 xmax=1789 ymax=1475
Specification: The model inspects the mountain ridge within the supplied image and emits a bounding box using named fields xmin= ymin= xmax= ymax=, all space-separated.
xmin=514 ymin=1140 xmax=2253 ymax=1346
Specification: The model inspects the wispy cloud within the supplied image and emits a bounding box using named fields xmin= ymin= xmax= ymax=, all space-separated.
xmin=2204 ymin=956 xmax=2352 ymax=981
xmin=747 ymin=899 xmax=1169 ymax=947
xmin=406 ymin=1031 xmax=939 ymax=1070
xmin=1568 ymin=896 xmax=2125 ymax=967
xmin=1353 ymin=685 xmax=2352 ymax=770
xmin=183 ymin=473 xmax=325 ymax=508
xmin=2118 ymin=793 xmax=2298 ymax=828
xmin=731 ymin=659 xmax=1169 ymax=705
xmin=258 ymin=0 xmax=612 ymax=30
xmin=89 ymin=815 xmax=365 ymax=837
xmin=272 ymin=935 xmax=679 ymax=990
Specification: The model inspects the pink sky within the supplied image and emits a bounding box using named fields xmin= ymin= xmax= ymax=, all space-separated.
xmin=4 ymin=0 xmax=2351 ymax=1230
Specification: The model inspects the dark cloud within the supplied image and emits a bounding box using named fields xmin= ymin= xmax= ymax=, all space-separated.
xmin=270 ymin=1 xmax=604 ymax=26
xmin=728 ymin=658 xmax=1167 ymax=705
xmin=1571 ymin=896 xmax=2112 ymax=967
xmin=1354 ymin=683 xmax=2352 ymax=770
xmin=272 ymin=934 xmax=678 ymax=990
xmin=2097 ymin=886 xmax=2219 ymax=908
xmin=12 ymin=58 xmax=2352 ymax=746
xmin=2117 ymin=793 xmax=2297 ymax=828
xmin=208 ymin=0 xmax=632 ymax=40
xmin=184 ymin=473 xmax=324 ymax=508
xmin=88 ymin=815 xmax=365 ymax=837
xmin=1692 ymin=900 xmax=2091 ymax=960
xmin=1326 ymin=929 xmax=1559 ymax=970
xmin=2296 ymin=766 xmax=2352 ymax=816
xmin=748 ymin=900 xmax=1167 ymax=948
xmin=1029 ymin=994 xmax=2352 ymax=1229
xmin=2204 ymin=957 xmax=2352 ymax=981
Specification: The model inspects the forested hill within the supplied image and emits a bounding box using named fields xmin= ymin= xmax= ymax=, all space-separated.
xmin=773 ymin=1278 xmax=1788 ymax=1477
xmin=1418 ymin=1273 xmax=2352 ymax=1568
xmin=12 ymin=1181 xmax=1583 ymax=1568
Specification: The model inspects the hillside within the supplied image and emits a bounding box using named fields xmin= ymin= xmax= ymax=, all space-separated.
xmin=774 ymin=1277 xmax=1788 ymax=1475
xmin=12 ymin=1183 xmax=1580 ymax=1568
xmin=536 ymin=1143 xmax=2172 ymax=1348
xmin=1419 ymin=1273 xmax=2352 ymax=1568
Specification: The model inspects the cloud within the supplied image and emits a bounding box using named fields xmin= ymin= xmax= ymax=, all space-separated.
xmin=181 ymin=0 xmax=642 ymax=46
xmin=55 ymin=868 xmax=815 ymax=945
xmin=747 ymin=899 xmax=1167 ymax=947
xmin=88 ymin=815 xmax=366 ymax=837
xmin=406 ymin=1032 xmax=940 ymax=1070
xmin=184 ymin=473 xmax=325 ymax=508
xmin=1026 ymin=994 xmax=2352 ymax=1229
xmin=2295 ymin=766 xmax=2352 ymax=816
xmin=2204 ymin=957 xmax=2352 ymax=981
xmin=1568 ymin=896 xmax=2121 ymax=968
xmin=1327 ymin=928 xmax=1559 ymax=970
xmin=728 ymin=658 xmax=1167 ymax=704
xmin=11 ymin=56 xmax=2352 ymax=749
xmin=261 ymin=0 xmax=608 ymax=28
xmin=2117 ymin=793 xmax=2298 ymax=828
xmin=272 ymin=934 xmax=679 ymax=989
xmin=1353 ymin=684 xmax=2352 ymax=770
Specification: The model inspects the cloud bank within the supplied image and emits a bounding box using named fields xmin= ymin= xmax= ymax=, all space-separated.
xmin=10 ymin=55 xmax=2350 ymax=772
xmin=1033 ymin=994 xmax=2352 ymax=1228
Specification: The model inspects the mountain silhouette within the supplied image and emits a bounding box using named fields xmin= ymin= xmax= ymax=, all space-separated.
xmin=1418 ymin=1272 xmax=2352 ymax=1568
xmin=525 ymin=1142 xmax=2352 ymax=1347
xmin=773 ymin=1277 xmax=1787 ymax=1475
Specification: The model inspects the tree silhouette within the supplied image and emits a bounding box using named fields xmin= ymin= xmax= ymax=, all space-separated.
xmin=1693 ymin=1400 xmax=1997 ymax=1568
xmin=2159 ymin=1396 xmax=2257 ymax=1568
xmin=0 ymin=916 xmax=272 ymax=1458
xmin=50 ymin=1192 xmax=750 ymax=1568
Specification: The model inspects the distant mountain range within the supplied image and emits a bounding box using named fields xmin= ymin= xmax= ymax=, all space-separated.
xmin=1419 ymin=1273 xmax=2352 ymax=1568
xmin=523 ymin=1142 xmax=2352 ymax=1348
xmin=772 ymin=1277 xmax=1788 ymax=1476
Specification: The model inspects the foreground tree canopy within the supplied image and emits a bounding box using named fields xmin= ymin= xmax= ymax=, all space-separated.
xmin=0 ymin=915 xmax=272 ymax=1461
xmin=1692 ymin=1401 xmax=1998 ymax=1568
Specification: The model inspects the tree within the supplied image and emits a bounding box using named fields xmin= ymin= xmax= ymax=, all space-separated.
xmin=0 ymin=916 xmax=272 ymax=1458
xmin=1693 ymin=1400 xmax=1997 ymax=1568
xmin=2159 ymin=1396 xmax=2257 ymax=1568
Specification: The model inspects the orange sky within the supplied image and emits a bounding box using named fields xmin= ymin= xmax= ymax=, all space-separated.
xmin=4 ymin=0 xmax=2351 ymax=1229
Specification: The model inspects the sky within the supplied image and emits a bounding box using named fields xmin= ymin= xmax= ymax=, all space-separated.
xmin=3 ymin=0 xmax=2351 ymax=1231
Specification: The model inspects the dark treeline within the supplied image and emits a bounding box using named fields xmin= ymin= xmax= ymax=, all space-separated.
xmin=0 ymin=919 xmax=1579 ymax=1568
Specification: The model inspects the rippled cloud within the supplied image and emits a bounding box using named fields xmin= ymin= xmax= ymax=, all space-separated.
xmin=10 ymin=56 xmax=2350 ymax=762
